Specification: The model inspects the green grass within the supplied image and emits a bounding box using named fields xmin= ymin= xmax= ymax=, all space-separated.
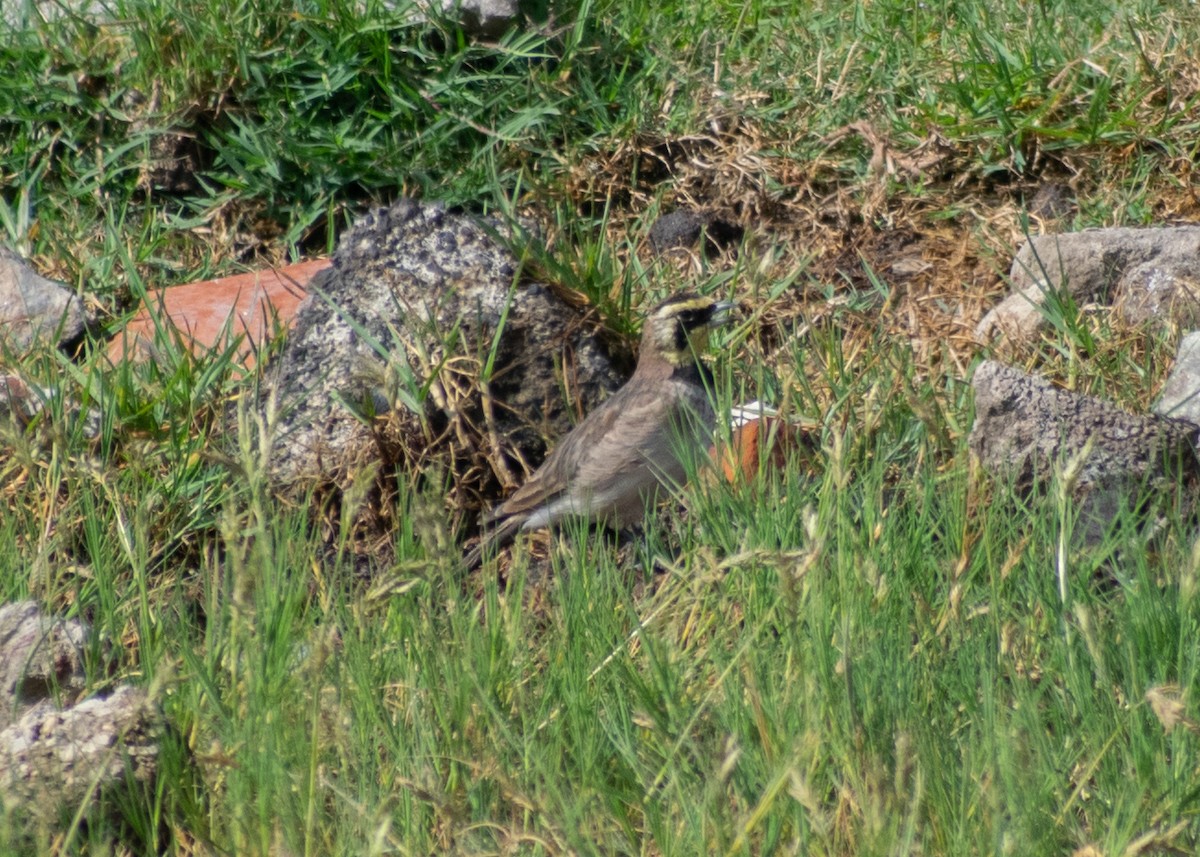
xmin=4 ymin=0 xmax=1200 ymax=853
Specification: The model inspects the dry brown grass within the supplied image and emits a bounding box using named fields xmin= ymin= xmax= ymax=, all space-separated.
xmin=547 ymin=105 xmax=1199 ymax=425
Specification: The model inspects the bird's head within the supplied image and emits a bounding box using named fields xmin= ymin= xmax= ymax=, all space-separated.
xmin=640 ymin=293 xmax=736 ymax=368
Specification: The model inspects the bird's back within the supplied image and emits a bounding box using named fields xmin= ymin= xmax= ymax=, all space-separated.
xmin=491 ymin=360 xmax=714 ymax=531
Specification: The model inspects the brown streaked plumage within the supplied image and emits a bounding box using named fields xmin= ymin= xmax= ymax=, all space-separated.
xmin=464 ymin=293 xmax=735 ymax=568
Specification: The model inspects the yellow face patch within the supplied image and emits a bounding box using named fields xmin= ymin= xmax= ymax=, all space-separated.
xmin=645 ymin=295 xmax=732 ymax=366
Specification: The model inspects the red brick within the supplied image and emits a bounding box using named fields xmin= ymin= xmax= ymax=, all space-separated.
xmin=109 ymin=259 xmax=330 ymax=369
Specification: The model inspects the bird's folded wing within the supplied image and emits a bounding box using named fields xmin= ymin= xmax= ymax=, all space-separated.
xmin=486 ymin=384 xmax=645 ymax=523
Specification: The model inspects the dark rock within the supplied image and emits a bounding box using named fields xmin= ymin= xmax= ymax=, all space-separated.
xmin=1027 ymin=181 xmax=1076 ymax=222
xmin=260 ymin=198 xmax=626 ymax=505
xmin=0 ymin=246 xmax=87 ymax=353
xmin=970 ymin=360 xmax=1200 ymax=543
xmin=648 ymin=209 xmax=744 ymax=255
xmin=649 ymin=210 xmax=705 ymax=251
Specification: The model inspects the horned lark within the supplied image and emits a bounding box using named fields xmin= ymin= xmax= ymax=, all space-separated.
xmin=465 ymin=292 xmax=735 ymax=567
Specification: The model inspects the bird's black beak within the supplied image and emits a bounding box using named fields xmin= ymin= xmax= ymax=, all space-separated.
xmin=708 ymin=301 xmax=737 ymax=327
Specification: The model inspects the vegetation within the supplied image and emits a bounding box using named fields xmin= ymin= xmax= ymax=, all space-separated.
xmin=3 ymin=0 xmax=1200 ymax=853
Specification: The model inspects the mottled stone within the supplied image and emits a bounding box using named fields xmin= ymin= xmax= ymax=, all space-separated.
xmin=0 ymin=601 xmax=88 ymax=730
xmin=976 ymin=226 xmax=1200 ymax=346
xmin=970 ymin=360 xmax=1200 ymax=543
xmin=0 ymin=686 xmax=159 ymax=815
xmin=259 ymin=199 xmax=626 ymax=505
xmin=0 ymin=603 xmax=160 ymax=817
xmin=0 ymin=246 xmax=87 ymax=352
xmin=1115 ymin=262 xmax=1200 ymax=328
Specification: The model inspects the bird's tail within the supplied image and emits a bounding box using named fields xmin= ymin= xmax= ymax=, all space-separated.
xmin=462 ymin=515 xmax=526 ymax=570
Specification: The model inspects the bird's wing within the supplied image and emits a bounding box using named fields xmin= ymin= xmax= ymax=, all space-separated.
xmin=466 ymin=394 xmax=666 ymax=566
xmin=488 ymin=380 xmax=708 ymax=525
xmin=569 ymin=394 xmax=703 ymax=495
xmin=486 ymin=385 xmax=639 ymax=523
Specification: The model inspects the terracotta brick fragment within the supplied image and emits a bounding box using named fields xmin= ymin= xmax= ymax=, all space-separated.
xmin=109 ymin=259 xmax=330 ymax=368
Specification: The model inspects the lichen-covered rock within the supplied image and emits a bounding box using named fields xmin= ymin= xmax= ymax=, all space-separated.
xmin=0 ymin=686 xmax=159 ymax=815
xmin=970 ymin=360 xmax=1200 ymax=543
xmin=260 ymin=199 xmax=626 ymax=508
xmin=0 ymin=246 xmax=87 ymax=353
xmin=0 ymin=601 xmax=88 ymax=730
xmin=0 ymin=602 xmax=160 ymax=818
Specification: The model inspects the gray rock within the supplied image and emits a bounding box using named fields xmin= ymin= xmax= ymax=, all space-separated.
xmin=440 ymin=0 xmax=520 ymax=38
xmin=0 ymin=686 xmax=159 ymax=815
xmin=0 ymin=602 xmax=159 ymax=817
xmin=976 ymin=226 xmax=1200 ymax=345
xmin=3 ymin=0 xmax=110 ymax=29
xmin=1114 ymin=260 xmax=1200 ymax=328
xmin=0 ymin=601 xmax=88 ymax=730
xmin=394 ymin=0 xmax=521 ymax=38
xmin=0 ymin=246 xmax=87 ymax=352
xmin=261 ymin=198 xmax=626 ymax=503
xmin=970 ymin=360 xmax=1200 ymax=543
xmin=1155 ymin=331 xmax=1200 ymax=426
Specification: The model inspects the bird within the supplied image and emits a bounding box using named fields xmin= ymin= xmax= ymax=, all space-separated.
xmin=465 ymin=292 xmax=736 ymax=568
